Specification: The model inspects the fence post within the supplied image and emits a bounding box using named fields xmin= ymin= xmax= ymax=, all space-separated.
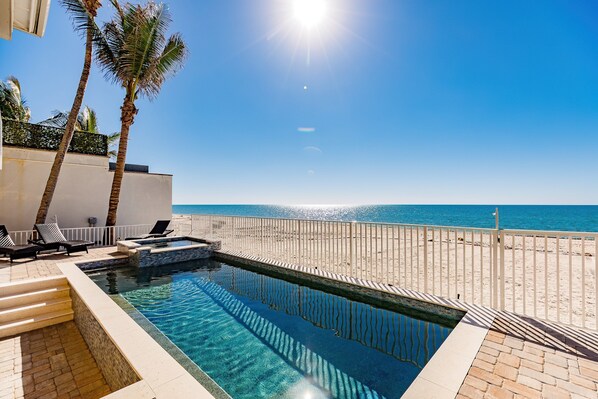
xmin=423 ymin=226 xmax=428 ymax=293
xmin=298 ymin=219 xmax=301 ymax=264
xmin=231 ymin=217 xmax=235 ymax=249
xmin=500 ymin=230 xmax=505 ymax=311
xmin=492 ymin=229 xmax=499 ymax=308
xmin=260 ymin=218 xmax=264 ymax=255
xmin=349 ymin=222 xmax=354 ymax=272
xmin=190 ymin=214 xmax=194 ymax=235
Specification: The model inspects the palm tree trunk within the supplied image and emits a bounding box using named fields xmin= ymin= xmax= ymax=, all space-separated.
xmin=105 ymin=92 xmax=137 ymax=227
xmin=35 ymin=24 xmax=94 ymax=225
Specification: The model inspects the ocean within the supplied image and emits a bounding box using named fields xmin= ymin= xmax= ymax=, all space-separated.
xmin=172 ymin=205 xmax=598 ymax=232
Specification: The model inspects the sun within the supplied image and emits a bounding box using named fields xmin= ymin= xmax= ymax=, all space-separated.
xmin=293 ymin=0 xmax=328 ymax=30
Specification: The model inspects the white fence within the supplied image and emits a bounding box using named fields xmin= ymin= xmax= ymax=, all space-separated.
xmin=9 ymin=224 xmax=153 ymax=247
xmin=9 ymin=217 xmax=595 ymax=330
xmin=174 ymin=214 xmax=598 ymax=331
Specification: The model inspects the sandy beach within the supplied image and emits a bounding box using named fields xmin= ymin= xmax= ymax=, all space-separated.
xmin=173 ymin=214 xmax=597 ymax=330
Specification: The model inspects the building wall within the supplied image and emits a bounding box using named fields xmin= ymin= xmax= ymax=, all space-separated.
xmin=0 ymin=146 xmax=172 ymax=231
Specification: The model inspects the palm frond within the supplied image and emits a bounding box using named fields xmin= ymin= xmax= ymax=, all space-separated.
xmin=110 ymin=0 xmax=125 ymax=22
xmin=96 ymin=1 xmax=187 ymax=101
xmin=6 ymin=76 xmax=21 ymax=93
xmin=39 ymin=111 xmax=70 ymax=128
xmin=60 ymin=0 xmax=101 ymax=38
xmin=107 ymin=131 xmax=120 ymax=144
xmin=85 ymin=106 xmax=99 ymax=133
xmin=0 ymin=76 xmax=30 ymax=122
xmin=122 ymin=3 xmax=169 ymax=91
xmin=95 ymin=19 xmax=126 ymax=85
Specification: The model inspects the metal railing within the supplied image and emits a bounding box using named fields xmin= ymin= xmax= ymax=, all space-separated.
xmin=175 ymin=214 xmax=598 ymax=330
xmin=500 ymin=229 xmax=597 ymax=331
xmin=9 ymin=224 xmax=153 ymax=247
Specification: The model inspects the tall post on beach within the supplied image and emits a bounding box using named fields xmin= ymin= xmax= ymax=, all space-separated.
xmin=494 ymin=207 xmax=499 ymax=230
xmin=492 ymin=207 xmax=500 ymax=308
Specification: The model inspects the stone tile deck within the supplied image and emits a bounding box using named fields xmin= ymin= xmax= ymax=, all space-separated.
xmin=0 ymin=321 xmax=111 ymax=399
xmin=0 ymin=248 xmax=122 ymax=284
xmin=458 ymin=314 xmax=598 ymax=399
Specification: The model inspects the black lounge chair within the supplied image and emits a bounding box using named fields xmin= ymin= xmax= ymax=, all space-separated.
xmin=125 ymin=220 xmax=174 ymax=240
xmin=30 ymin=223 xmax=94 ymax=255
xmin=0 ymin=225 xmax=43 ymax=263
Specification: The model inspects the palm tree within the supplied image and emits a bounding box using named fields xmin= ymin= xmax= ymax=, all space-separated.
xmin=96 ymin=0 xmax=186 ymax=226
xmin=40 ymin=106 xmax=98 ymax=131
xmin=35 ymin=0 xmax=102 ymax=225
xmin=0 ymin=76 xmax=31 ymax=122
xmin=40 ymin=106 xmax=120 ymax=159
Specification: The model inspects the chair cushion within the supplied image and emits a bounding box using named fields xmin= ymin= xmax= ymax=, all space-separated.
xmin=0 ymin=225 xmax=15 ymax=247
xmin=35 ymin=223 xmax=68 ymax=244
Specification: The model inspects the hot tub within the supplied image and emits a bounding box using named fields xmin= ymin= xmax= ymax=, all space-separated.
xmin=117 ymin=236 xmax=221 ymax=268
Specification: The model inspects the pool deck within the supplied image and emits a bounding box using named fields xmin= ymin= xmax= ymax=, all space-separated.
xmin=0 ymin=248 xmax=122 ymax=284
xmin=0 ymin=321 xmax=111 ymax=399
xmin=457 ymin=316 xmax=598 ymax=399
xmin=1 ymin=247 xmax=598 ymax=398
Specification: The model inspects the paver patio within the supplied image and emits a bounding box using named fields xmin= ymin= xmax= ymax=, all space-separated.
xmin=0 ymin=321 xmax=111 ymax=399
xmin=0 ymin=248 xmax=122 ymax=284
xmin=458 ymin=314 xmax=598 ymax=399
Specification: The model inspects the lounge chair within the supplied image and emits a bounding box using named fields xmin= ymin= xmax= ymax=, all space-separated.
xmin=125 ymin=220 xmax=174 ymax=240
xmin=0 ymin=225 xmax=43 ymax=263
xmin=30 ymin=223 xmax=94 ymax=255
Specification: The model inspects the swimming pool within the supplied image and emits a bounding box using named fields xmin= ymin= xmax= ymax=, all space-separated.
xmin=89 ymin=259 xmax=456 ymax=398
xmin=141 ymin=239 xmax=200 ymax=248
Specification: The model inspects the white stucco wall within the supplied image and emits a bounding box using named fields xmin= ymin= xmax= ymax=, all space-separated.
xmin=0 ymin=146 xmax=172 ymax=231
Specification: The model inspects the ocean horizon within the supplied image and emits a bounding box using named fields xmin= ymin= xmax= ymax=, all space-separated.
xmin=172 ymin=204 xmax=598 ymax=232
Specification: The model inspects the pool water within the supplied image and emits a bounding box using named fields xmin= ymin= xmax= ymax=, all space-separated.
xmin=141 ymin=239 xmax=200 ymax=249
xmin=89 ymin=260 xmax=455 ymax=399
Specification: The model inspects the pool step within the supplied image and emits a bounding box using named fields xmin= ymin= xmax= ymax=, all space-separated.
xmin=0 ymin=297 xmax=73 ymax=323
xmin=0 ymin=276 xmax=68 ymax=297
xmin=0 ymin=277 xmax=73 ymax=338
xmin=0 ymin=287 xmax=71 ymax=310
xmin=0 ymin=309 xmax=74 ymax=339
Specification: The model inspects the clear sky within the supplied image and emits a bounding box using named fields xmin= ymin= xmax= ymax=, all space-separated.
xmin=1 ymin=0 xmax=598 ymax=205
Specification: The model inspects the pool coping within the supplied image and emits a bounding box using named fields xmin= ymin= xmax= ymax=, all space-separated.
xmin=58 ymin=261 xmax=217 ymax=399
xmin=63 ymin=251 xmax=495 ymax=399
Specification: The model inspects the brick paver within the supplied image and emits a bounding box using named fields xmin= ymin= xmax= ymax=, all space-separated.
xmin=0 ymin=248 xmax=122 ymax=284
xmin=0 ymin=322 xmax=111 ymax=399
xmin=458 ymin=320 xmax=598 ymax=399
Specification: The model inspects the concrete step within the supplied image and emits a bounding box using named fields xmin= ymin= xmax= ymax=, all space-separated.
xmin=0 ymin=276 xmax=68 ymax=297
xmin=0 ymin=298 xmax=72 ymax=324
xmin=0 ymin=309 xmax=74 ymax=339
xmin=0 ymin=287 xmax=70 ymax=310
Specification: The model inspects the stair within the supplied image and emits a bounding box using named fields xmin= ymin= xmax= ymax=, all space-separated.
xmin=0 ymin=276 xmax=73 ymax=339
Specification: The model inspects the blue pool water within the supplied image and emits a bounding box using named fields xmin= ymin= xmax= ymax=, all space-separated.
xmin=172 ymin=204 xmax=598 ymax=232
xmin=141 ymin=239 xmax=200 ymax=249
xmin=90 ymin=260 xmax=455 ymax=398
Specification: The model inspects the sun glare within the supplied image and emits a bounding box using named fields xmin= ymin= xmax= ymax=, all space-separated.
xmin=293 ymin=0 xmax=328 ymax=29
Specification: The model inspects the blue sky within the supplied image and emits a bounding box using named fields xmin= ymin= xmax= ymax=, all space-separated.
xmin=1 ymin=0 xmax=598 ymax=204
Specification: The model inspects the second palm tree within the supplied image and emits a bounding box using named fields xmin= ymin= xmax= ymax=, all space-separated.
xmin=96 ymin=0 xmax=187 ymax=226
